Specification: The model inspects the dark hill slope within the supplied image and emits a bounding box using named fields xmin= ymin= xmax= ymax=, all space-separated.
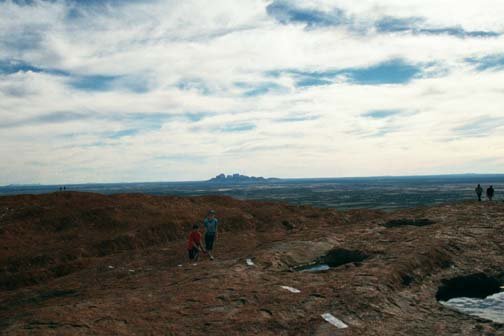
xmin=0 ymin=192 xmax=349 ymax=290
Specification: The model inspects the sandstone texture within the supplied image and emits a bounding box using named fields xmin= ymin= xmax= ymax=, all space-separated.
xmin=0 ymin=192 xmax=503 ymax=335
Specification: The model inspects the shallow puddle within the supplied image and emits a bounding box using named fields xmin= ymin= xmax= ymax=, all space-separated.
xmin=441 ymin=292 xmax=504 ymax=323
xmin=297 ymin=264 xmax=330 ymax=272
xmin=293 ymin=248 xmax=368 ymax=272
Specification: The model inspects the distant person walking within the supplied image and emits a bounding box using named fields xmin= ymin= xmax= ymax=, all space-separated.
xmin=486 ymin=185 xmax=495 ymax=201
xmin=187 ymin=224 xmax=205 ymax=262
xmin=475 ymin=184 xmax=483 ymax=202
xmin=204 ymin=210 xmax=218 ymax=260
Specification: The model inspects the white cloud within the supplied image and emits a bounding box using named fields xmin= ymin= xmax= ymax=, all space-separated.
xmin=0 ymin=0 xmax=503 ymax=183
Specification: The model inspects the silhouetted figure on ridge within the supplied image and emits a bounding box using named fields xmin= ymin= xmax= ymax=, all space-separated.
xmin=475 ymin=184 xmax=483 ymax=202
xmin=486 ymin=185 xmax=495 ymax=201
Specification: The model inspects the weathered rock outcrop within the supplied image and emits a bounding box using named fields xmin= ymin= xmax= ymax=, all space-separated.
xmin=0 ymin=192 xmax=503 ymax=335
xmin=208 ymin=173 xmax=280 ymax=183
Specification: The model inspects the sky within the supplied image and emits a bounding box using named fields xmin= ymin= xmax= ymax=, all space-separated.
xmin=1 ymin=0 xmax=504 ymax=184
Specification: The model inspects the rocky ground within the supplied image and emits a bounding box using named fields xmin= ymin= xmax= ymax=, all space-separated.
xmin=0 ymin=192 xmax=503 ymax=335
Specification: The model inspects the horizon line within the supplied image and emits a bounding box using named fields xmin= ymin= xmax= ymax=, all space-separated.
xmin=2 ymin=172 xmax=504 ymax=188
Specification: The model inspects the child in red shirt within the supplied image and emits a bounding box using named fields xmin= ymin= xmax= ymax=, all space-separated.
xmin=187 ymin=224 xmax=205 ymax=261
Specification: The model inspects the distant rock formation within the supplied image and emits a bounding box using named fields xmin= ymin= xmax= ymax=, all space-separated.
xmin=208 ymin=173 xmax=280 ymax=183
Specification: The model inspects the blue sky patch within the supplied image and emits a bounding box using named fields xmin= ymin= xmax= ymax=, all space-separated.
xmin=266 ymin=2 xmax=501 ymax=38
xmin=296 ymin=77 xmax=333 ymax=87
xmin=176 ymin=78 xmax=211 ymax=95
xmin=69 ymin=75 xmax=119 ymax=91
xmin=184 ymin=112 xmax=213 ymax=122
xmin=68 ymin=74 xmax=150 ymax=93
xmin=376 ymin=17 xmax=424 ymax=33
xmin=219 ymin=123 xmax=256 ymax=132
xmin=266 ymin=69 xmax=339 ymax=88
xmin=2 ymin=110 xmax=212 ymax=130
xmin=376 ymin=16 xmax=500 ymax=38
xmin=119 ymin=111 xmax=212 ymax=129
xmin=419 ymin=27 xmax=499 ymax=38
xmin=0 ymin=60 xmax=149 ymax=93
xmin=115 ymin=76 xmax=151 ymax=93
xmin=0 ymin=59 xmax=68 ymax=76
xmin=0 ymin=61 xmax=139 ymax=93
xmin=452 ymin=116 xmax=504 ymax=137
xmin=1 ymin=111 xmax=91 ymax=129
xmin=362 ymin=110 xmax=403 ymax=119
xmin=466 ymin=55 xmax=504 ymax=71
xmin=236 ymin=81 xmax=287 ymax=96
xmin=266 ymin=1 xmax=347 ymax=28
xmin=1 ymin=31 xmax=42 ymax=53
xmin=0 ymin=60 xmax=41 ymax=75
xmin=350 ymin=124 xmax=399 ymax=138
xmin=3 ymin=0 xmax=37 ymax=6
xmin=270 ymin=59 xmax=423 ymax=87
xmin=344 ymin=59 xmax=422 ymax=84
xmin=34 ymin=111 xmax=90 ymax=124
xmin=6 ymin=0 xmax=149 ymax=6
xmin=108 ymin=128 xmax=140 ymax=139
xmin=275 ymin=114 xmax=320 ymax=122
xmin=118 ymin=113 xmax=172 ymax=131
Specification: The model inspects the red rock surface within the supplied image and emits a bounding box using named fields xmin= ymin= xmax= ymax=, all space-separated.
xmin=0 ymin=192 xmax=503 ymax=335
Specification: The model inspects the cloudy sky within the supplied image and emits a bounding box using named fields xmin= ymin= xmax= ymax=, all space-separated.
xmin=1 ymin=0 xmax=504 ymax=184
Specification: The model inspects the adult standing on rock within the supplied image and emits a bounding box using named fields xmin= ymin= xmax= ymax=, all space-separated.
xmin=475 ymin=184 xmax=483 ymax=202
xmin=486 ymin=185 xmax=495 ymax=201
xmin=204 ymin=210 xmax=218 ymax=260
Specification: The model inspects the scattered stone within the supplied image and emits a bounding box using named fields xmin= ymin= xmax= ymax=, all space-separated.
xmin=259 ymin=308 xmax=273 ymax=318
xmin=321 ymin=313 xmax=348 ymax=329
xmin=280 ymin=286 xmax=301 ymax=293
